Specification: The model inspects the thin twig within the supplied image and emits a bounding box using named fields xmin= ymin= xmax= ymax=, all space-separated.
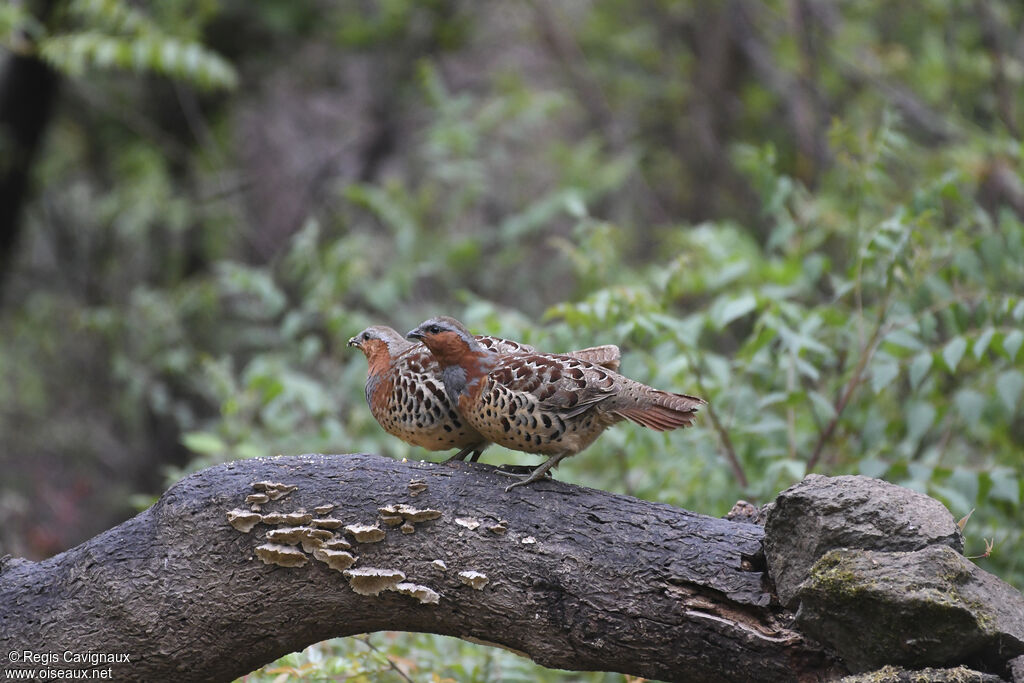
xmin=357 ymin=635 xmax=416 ymax=683
xmin=806 ymin=296 xmax=889 ymax=472
xmin=690 ymin=354 xmax=749 ymax=488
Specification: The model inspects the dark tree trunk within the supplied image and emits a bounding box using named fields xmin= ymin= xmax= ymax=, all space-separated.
xmin=0 ymin=2 xmax=61 ymax=296
xmin=1 ymin=455 xmax=1021 ymax=682
xmin=0 ymin=453 xmax=832 ymax=682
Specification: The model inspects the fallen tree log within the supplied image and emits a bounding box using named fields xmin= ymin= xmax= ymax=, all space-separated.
xmin=0 ymin=454 xmax=1021 ymax=682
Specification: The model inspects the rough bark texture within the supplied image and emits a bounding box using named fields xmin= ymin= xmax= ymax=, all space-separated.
xmin=2 ymin=458 xmax=1022 ymax=682
xmin=0 ymin=453 xmax=834 ymax=683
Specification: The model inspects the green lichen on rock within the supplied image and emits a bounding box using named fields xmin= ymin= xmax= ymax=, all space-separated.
xmin=796 ymin=546 xmax=1024 ymax=673
xmin=806 ymin=550 xmax=865 ymax=600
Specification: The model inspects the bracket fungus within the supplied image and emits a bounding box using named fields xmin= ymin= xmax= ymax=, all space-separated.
xmin=378 ymin=504 xmax=442 ymax=523
xmin=245 ymin=493 xmax=269 ymax=506
xmin=394 ymin=582 xmax=441 ymax=605
xmin=455 ymin=517 xmax=480 ymax=530
xmin=408 ymin=479 xmax=428 ymax=497
xmin=251 ymin=481 xmax=298 ymax=500
xmin=458 ymin=570 xmax=489 ymax=590
xmin=312 ymin=548 xmax=358 ymax=571
xmin=344 ymin=523 xmax=386 ymax=543
xmin=261 ymin=511 xmax=313 ymax=526
xmin=379 ymin=512 xmax=404 ymax=527
xmin=227 ymin=509 xmax=262 ymax=533
xmin=343 ymin=568 xmax=406 ymax=595
xmin=266 ymin=526 xmax=334 ymax=552
xmin=255 ymin=543 xmax=308 ymax=568
xmin=311 ymin=518 xmax=343 ymax=529
xmin=314 ymin=504 xmax=335 ymax=515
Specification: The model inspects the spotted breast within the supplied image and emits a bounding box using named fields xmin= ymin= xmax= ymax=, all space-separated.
xmin=348 ymin=325 xmax=620 ymax=462
xmin=407 ymin=316 xmax=705 ymax=490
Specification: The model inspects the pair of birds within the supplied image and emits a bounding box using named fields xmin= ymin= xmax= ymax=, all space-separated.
xmin=348 ymin=316 xmax=705 ymax=490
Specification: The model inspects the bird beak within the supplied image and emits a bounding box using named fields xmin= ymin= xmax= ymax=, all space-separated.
xmin=406 ymin=328 xmax=424 ymax=341
xmin=347 ymin=336 xmax=361 ymax=348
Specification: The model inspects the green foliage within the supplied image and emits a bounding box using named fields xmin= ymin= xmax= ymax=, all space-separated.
xmin=2 ymin=0 xmax=236 ymax=89
xmin=240 ymin=634 xmax=627 ymax=683
xmin=2 ymin=1 xmax=1022 ymax=680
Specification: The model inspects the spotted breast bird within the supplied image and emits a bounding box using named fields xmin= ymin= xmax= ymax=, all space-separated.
xmin=348 ymin=325 xmax=620 ymax=462
xmin=406 ymin=316 xmax=705 ymax=490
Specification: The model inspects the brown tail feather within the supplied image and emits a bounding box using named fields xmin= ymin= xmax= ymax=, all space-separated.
xmin=614 ymin=391 xmax=705 ymax=431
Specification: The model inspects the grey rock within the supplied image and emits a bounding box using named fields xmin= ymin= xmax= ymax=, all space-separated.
xmin=839 ymin=664 xmax=1004 ymax=683
xmin=1010 ymin=654 xmax=1024 ymax=683
xmin=796 ymin=546 xmax=1024 ymax=673
xmin=764 ymin=474 xmax=964 ymax=606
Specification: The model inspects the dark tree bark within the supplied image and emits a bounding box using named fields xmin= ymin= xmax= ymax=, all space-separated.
xmin=0 ymin=453 xmax=832 ymax=682
xmin=1 ymin=455 xmax=1021 ymax=682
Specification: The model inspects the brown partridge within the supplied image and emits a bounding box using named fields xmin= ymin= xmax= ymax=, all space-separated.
xmin=406 ymin=316 xmax=705 ymax=490
xmin=348 ymin=325 xmax=620 ymax=462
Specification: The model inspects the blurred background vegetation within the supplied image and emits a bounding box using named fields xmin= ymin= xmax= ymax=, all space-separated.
xmin=2 ymin=0 xmax=1022 ymax=680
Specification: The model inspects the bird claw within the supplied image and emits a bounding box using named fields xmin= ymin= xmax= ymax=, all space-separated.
xmin=502 ymin=467 xmax=554 ymax=491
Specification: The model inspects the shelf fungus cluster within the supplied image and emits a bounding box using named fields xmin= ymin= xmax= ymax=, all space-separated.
xmin=225 ymin=481 xmax=452 ymax=605
xmin=378 ymin=504 xmax=442 ymax=535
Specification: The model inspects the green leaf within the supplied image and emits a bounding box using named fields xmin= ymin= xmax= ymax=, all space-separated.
xmin=995 ymin=370 xmax=1023 ymax=413
xmin=807 ymin=390 xmax=838 ymax=421
xmin=948 ymin=467 xmax=979 ymax=506
xmin=930 ymin=484 xmax=972 ymax=518
xmin=973 ymin=327 xmax=995 ymax=360
xmin=941 ymin=336 xmax=967 ymax=372
xmin=1002 ymin=329 xmax=1023 ymax=361
xmin=884 ymin=327 xmax=924 ymax=351
xmin=182 ymin=431 xmax=226 ymax=456
xmin=858 ymin=457 xmax=889 ymax=479
xmin=38 ymin=32 xmax=237 ymax=90
xmin=712 ymin=294 xmax=757 ymax=329
xmin=953 ymin=389 xmax=985 ymax=429
xmin=870 ymin=354 xmax=900 ymax=394
xmin=905 ymin=401 xmax=935 ymax=443
xmin=986 ymin=467 xmax=1019 ymax=504
xmin=564 ymin=191 xmax=588 ymax=219
xmin=909 ymin=352 xmax=932 ymax=388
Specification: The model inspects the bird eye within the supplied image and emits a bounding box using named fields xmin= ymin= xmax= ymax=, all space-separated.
xmin=428 ymin=325 xmax=441 ymax=334
xmin=361 ymin=332 xmax=370 ymax=341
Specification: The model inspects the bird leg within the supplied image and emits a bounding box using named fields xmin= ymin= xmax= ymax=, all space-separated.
xmin=505 ymin=453 xmax=570 ymax=492
xmin=446 ymin=446 xmax=475 ymax=462
xmin=446 ymin=444 xmax=487 ymax=463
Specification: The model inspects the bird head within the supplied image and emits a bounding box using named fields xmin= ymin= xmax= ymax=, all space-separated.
xmin=348 ymin=326 xmax=411 ymax=373
xmin=406 ymin=316 xmax=480 ymax=366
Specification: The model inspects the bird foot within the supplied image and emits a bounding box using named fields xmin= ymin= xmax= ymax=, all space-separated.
xmin=502 ymin=467 xmax=555 ymax=492
xmin=494 ymin=464 xmax=542 ymax=476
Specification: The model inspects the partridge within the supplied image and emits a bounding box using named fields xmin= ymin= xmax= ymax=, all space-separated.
xmin=406 ymin=316 xmax=705 ymax=490
xmin=348 ymin=325 xmax=620 ymax=462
